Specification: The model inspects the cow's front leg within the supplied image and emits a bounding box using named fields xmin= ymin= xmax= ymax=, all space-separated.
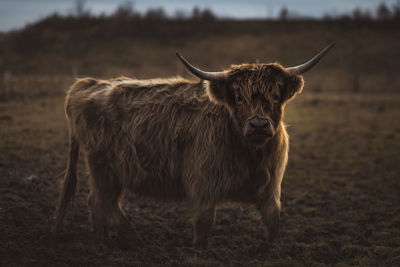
xmin=191 ymin=205 xmax=216 ymax=249
xmin=257 ymin=198 xmax=281 ymax=244
xmin=256 ymin=145 xmax=286 ymax=245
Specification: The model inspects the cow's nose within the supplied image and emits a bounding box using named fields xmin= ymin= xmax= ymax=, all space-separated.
xmin=249 ymin=118 xmax=270 ymax=129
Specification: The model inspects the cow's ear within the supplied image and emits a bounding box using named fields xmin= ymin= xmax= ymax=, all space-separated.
xmin=284 ymin=75 xmax=304 ymax=101
xmin=204 ymin=80 xmax=234 ymax=106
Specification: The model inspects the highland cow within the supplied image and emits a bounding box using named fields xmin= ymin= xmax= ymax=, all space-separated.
xmin=55 ymin=43 xmax=335 ymax=248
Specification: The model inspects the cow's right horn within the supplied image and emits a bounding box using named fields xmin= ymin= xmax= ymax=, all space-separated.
xmin=176 ymin=53 xmax=227 ymax=81
xmin=286 ymin=43 xmax=336 ymax=75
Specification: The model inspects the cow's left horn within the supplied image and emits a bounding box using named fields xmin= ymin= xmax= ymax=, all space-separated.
xmin=286 ymin=42 xmax=336 ymax=75
xmin=176 ymin=53 xmax=227 ymax=81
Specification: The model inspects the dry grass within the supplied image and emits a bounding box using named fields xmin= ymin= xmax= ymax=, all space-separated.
xmin=0 ymin=75 xmax=72 ymax=101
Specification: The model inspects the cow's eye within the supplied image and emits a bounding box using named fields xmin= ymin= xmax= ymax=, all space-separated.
xmin=235 ymin=93 xmax=243 ymax=105
xmin=272 ymin=94 xmax=280 ymax=103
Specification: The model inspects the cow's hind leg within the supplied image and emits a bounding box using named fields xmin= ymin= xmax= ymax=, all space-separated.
xmin=87 ymin=191 xmax=108 ymax=240
xmin=86 ymin=154 xmax=132 ymax=248
xmin=191 ymin=204 xmax=216 ymax=249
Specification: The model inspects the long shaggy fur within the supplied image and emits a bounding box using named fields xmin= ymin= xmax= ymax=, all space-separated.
xmin=55 ymin=63 xmax=304 ymax=248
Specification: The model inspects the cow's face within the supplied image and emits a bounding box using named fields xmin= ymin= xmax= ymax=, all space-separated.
xmin=206 ymin=64 xmax=304 ymax=146
xmin=176 ymin=43 xmax=334 ymax=146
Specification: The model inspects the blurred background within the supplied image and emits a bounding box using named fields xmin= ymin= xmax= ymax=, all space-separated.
xmin=1 ymin=1 xmax=399 ymax=266
xmin=0 ymin=0 xmax=399 ymax=99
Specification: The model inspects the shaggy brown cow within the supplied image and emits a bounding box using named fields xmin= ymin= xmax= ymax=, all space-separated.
xmin=55 ymin=43 xmax=335 ymax=248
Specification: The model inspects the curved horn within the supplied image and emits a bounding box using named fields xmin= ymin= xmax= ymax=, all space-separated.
xmin=286 ymin=42 xmax=336 ymax=75
xmin=176 ymin=53 xmax=227 ymax=81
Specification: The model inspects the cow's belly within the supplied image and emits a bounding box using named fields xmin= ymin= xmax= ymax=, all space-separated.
xmin=131 ymin=172 xmax=186 ymax=201
xmin=128 ymin=140 xmax=186 ymax=201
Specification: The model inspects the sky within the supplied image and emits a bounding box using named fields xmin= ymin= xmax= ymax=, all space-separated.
xmin=0 ymin=0 xmax=397 ymax=32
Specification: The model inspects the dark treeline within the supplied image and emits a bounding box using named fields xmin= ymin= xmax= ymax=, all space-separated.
xmin=5 ymin=0 xmax=397 ymax=47
xmin=281 ymin=1 xmax=400 ymax=21
xmin=67 ymin=0 xmax=217 ymax=22
xmin=63 ymin=0 xmax=400 ymax=22
xmin=14 ymin=0 xmax=399 ymax=45
xmin=57 ymin=0 xmax=400 ymax=22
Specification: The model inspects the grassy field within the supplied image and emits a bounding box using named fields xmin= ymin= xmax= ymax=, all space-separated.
xmin=1 ymin=92 xmax=399 ymax=266
xmin=1 ymin=18 xmax=400 ymax=266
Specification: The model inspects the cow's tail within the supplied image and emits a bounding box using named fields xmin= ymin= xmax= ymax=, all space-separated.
xmin=54 ymin=132 xmax=80 ymax=231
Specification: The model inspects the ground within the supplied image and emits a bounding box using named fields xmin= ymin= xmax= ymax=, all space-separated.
xmin=1 ymin=91 xmax=399 ymax=266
